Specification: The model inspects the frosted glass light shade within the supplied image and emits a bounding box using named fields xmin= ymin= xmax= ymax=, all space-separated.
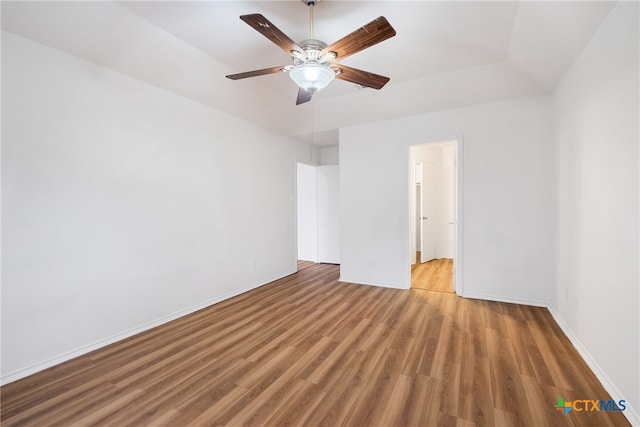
xmin=289 ymin=64 xmax=335 ymax=91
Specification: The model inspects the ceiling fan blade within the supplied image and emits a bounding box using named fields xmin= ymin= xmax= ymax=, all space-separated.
xmin=226 ymin=66 xmax=287 ymax=80
xmin=240 ymin=14 xmax=303 ymax=57
xmin=321 ymin=16 xmax=396 ymax=61
xmin=334 ymin=64 xmax=390 ymax=90
xmin=296 ymin=88 xmax=315 ymax=105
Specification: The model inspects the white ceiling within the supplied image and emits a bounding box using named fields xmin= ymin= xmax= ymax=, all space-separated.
xmin=2 ymin=1 xmax=615 ymax=146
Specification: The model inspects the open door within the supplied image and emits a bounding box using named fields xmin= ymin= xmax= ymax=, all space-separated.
xmin=420 ymin=162 xmax=436 ymax=263
xmin=317 ymin=165 xmax=340 ymax=264
xmin=297 ymin=162 xmax=318 ymax=263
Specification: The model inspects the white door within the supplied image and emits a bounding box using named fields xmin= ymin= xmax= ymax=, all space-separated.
xmin=296 ymin=163 xmax=318 ymax=262
xmin=442 ymin=146 xmax=456 ymax=258
xmin=420 ymin=162 xmax=436 ymax=263
xmin=317 ymin=165 xmax=340 ymax=264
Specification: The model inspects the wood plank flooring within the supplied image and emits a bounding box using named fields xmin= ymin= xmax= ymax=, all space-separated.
xmin=297 ymin=260 xmax=316 ymax=271
xmin=1 ymin=264 xmax=629 ymax=426
xmin=412 ymin=257 xmax=454 ymax=293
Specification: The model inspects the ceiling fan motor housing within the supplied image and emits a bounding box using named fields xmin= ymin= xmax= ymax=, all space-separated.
xmin=298 ymin=39 xmax=327 ymax=61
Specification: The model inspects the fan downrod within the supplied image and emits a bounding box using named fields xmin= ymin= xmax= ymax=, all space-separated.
xmin=302 ymin=0 xmax=319 ymax=38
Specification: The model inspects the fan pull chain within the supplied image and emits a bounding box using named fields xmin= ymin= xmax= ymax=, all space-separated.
xmin=308 ymin=95 xmax=315 ymax=161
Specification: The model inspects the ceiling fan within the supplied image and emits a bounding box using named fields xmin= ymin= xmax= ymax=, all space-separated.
xmin=226 ymin=0 xmax=397 ymax=105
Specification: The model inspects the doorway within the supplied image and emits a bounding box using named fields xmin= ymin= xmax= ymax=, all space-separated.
xmin=409 ymin=141 xmax=458 ymax=293
xmin=297 ymin=162 xmax=318 ymax=270
xmin=296 ymin=162 xmax=341 ymax=271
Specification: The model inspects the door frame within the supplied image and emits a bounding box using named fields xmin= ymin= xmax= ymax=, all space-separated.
xmin=408 ymin=138 xmax=464 ymax=296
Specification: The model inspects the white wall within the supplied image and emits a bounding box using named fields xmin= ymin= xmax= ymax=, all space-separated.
xmin=1 ymin=32 xmax=298 ymax=383
xmin=296 ymin=163 xmax=317 ymax=262
xmin=340 ymin=96 xmax=555 ymax=302
xmin=295 ymin=141 xmax=320 ymax=166
xmin=552 ymin=2 xmax=639 ymax=424
xmin=319 ymin=146 xmax=339 ymax=166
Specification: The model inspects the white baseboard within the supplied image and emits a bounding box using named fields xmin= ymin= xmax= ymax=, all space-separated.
xmin=546 ymin=305 xmax=639 ymax=427
xmin=338 ymin=276 xmax=408 ymax=290
xmin=0 ymin=270 xmax=295 ymax=386
xmin=461 ymin=291 xmax=548 ymax=307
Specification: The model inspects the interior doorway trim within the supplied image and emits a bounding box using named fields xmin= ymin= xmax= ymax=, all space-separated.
xmin=408 ymin=137 xmax=464 ymax=296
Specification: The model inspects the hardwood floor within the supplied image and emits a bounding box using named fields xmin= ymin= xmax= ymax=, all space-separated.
xmin=1 ymin=264 xmax=629 ymax=426
xmin=297 ymin=259 xmax=316 ymax=271
xmin=412 ymin=256 xmax=454 ymax=293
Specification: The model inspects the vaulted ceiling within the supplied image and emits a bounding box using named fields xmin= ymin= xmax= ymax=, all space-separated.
xmin=2 ymin=1 xmax=615 ymax=146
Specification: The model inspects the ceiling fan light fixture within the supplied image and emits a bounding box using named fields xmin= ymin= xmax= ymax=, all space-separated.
xmin=289 ymin=63 xmax=335 ymax=91
xmin=227 ymin=7 xmax=396 ymax=105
